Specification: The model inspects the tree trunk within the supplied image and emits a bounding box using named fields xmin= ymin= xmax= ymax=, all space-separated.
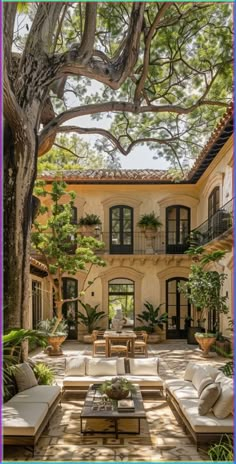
xmin=4 ymin=122 xmax=37 ymax=330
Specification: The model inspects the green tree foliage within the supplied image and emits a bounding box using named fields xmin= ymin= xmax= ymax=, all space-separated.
xmin=38 ymin=134 xmax=121 ymax=173
xmin=31 ymin=181 xmax=106 ymax=332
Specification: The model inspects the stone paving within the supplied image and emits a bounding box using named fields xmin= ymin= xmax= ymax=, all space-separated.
xmin=4 ymin=339 xmax=228 ymax=462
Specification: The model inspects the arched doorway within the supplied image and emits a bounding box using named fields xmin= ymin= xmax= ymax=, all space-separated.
xmin=108 ymin=278 xmax=134 ymax=328
xmin=166 ymin=277 xmax=190 ymax=339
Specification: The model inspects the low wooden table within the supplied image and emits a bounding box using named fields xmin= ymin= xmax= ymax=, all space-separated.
xmin=80 ymin=384 xmax=146 ymax=438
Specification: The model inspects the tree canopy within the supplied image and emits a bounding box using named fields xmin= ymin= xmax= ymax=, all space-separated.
xmin=8 ymin=2 xmax=232 ymax=171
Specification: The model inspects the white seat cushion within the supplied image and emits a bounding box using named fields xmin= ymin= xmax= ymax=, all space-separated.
xmin=129 ymin=357 xmax=159 ymax=375
xmin=63 ymin=375 xmax=120 ymax=387
xmin=124 ymin=375 xmax=163 ymax=387
xmin=7 ymin=385 xmax=61 ymax=408
xmin=177 ymin=398 xmax=233 ymax=433
xmin=3 ymin=402 xmax=48 ymax=436
xmin=65 ymin=357 xmax=86 ymax=376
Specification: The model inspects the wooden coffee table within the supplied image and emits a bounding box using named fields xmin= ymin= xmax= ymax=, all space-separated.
xmin=80 ymin=384 xmax=146 ymax=438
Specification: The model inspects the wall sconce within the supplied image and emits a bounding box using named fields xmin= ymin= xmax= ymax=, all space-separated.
xmin=94 ymin=226 xmax=101 ymax=238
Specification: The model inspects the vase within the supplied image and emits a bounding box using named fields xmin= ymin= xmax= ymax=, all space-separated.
xmin=47 ymin=335 xmax=66 ymax=356
xmin=195 ymin=335 xmax=216 ymax=357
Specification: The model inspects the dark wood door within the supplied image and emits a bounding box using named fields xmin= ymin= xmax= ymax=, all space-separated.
xmin=166 ymin=278 xmax=191 ymax=339
xmin=166 ymin=205 xmax=190 ymax=254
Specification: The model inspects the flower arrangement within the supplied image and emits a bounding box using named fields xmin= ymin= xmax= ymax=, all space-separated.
xmin=99 ymin=377 xmax=136 ymax=400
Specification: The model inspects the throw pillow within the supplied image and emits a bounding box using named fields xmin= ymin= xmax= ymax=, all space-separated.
xmin=14 ymin=362 xmax=38 ymax=392
xmin=212 ymin=382 xmax=233 ymax=419
xmin=129 ymin=357 xmax=159 ymax=376
xmin=86 ymin=358 xmax=117 ymax=376
xmin=184 ymin=362 xmax=199 ymax=381
xmin=203 ymin=365 xmax=220 ymax=381
xmin=192 ymin=367 xmax=213 ymax=396
xmin=198 ymin=382 xmax=221 ymax=415
xmin=65 ymin=357 xmax=86 ymax=376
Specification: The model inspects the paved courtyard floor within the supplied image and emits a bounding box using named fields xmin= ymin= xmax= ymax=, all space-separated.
xmin=4 ymin=339 xmax=228 ymax=462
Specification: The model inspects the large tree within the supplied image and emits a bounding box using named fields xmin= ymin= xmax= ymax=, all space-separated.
xmin=4 ymin=2 xmax=232 ymax=329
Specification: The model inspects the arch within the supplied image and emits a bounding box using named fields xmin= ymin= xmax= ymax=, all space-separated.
xmin=157 ymin=266 xmax=190 ymax=308
xmin=158 ymin=195 xmax=199 ymax=230
xmin=100 ymin=266 xmax=144 ymax=326
xmin=202 ymin=172 xmax=223 ymax=199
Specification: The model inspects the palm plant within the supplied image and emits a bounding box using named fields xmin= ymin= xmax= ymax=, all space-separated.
xmin=77 ymin=301 xmax=106 ymax=334
xmin=3 ymin=329 xmax=47 ymax=401
xmin=37 ymin=317 xmax=68 ymax=336
xmin=136 ymin=302 xmax=168 ymax=333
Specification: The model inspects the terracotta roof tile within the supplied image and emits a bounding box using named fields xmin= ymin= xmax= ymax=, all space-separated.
xmin=41 ymin=169 xmax=175 ymax=183
xmin=30 ymin=257 xmax=47 ymax=272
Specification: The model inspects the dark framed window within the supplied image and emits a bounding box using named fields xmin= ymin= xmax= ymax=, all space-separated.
xmin=108 ymin=278 xmax=134 ymax=328
xmin=32 ymin=280 xmax=42 ymax=329
xmin=62 ymin=278 xmax=78 ymax=340
xmin=166 ymin=205 xmax=190 ymax=253
xmin=208 ymin=187 xmax=220 ymax=219
xmin=109 ymin=205 xmax=133 ymax=254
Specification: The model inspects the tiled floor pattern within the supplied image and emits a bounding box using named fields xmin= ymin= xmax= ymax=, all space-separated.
xmin=4 ymin=340 xmax=227 ymax=461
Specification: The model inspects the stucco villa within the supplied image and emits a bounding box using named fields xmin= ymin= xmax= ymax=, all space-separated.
xmin=30 ymin=104 xmax=233 ymax=344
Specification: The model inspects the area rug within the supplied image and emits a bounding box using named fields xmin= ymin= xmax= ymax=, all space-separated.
xmin=3 ymin=394 xmax=208 ymax=461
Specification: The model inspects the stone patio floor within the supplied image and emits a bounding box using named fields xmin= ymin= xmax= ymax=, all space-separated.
xmin=3 ymin=339 xmax=228 ymax=462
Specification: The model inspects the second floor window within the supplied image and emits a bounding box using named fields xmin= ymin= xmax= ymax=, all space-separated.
xmin=208 ymin=187 xmax=219 ymax=219
xmin=166 ymin=205 xmax=190 ymax=254
xmin=110 ymin=205 xmax=133 ymax=254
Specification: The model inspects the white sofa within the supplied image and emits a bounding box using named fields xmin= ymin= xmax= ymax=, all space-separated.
xmin=63 ymin=356 xmax=163 ymax=395
xmin=3 ymin=368 xmax=61 ymax=448
xmin=164 ymin=362 xmax=233 ymax=447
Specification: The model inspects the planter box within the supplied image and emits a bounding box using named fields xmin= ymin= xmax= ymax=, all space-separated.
xmin=187 ymin=327 xmax=205 ymax=345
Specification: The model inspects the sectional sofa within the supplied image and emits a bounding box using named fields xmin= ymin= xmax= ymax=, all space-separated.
xmin=3 ymin=362 xmax=61 ymax=448
xmin=63 ymin=355 xmax=163 ymax=395
xmin=165 ymin=362 xmax=233 ymax=447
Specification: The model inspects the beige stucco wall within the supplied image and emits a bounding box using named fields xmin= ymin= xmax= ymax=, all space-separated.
xmin=33 ymin=135 xmax=233 ymax=340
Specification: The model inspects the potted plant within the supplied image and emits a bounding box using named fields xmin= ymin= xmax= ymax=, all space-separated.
xmin=137 ymin=212 xmax=162 ymax=253
xmin=99 ymin=377 xmax=136 ymax=400
xmin=178 ymin=246 xmax=229 ymax=356
xmin=77 ymin=301 xmax=106 ymax=342
xmin=37 ymin=318 xmax=68 ymax=356
xmin=78 ymin=213 xmax=102 ymax=238
xmin=31 ymin=181 xmax=105 ymax=354
xmin=136 ymin=302 xmax=168 ymax=343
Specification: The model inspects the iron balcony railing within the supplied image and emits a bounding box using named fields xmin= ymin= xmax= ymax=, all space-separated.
xmin=190 ymin=198 xmax=233 ymax=246
xmin=96 ymin=231 xmax=189 ymax=255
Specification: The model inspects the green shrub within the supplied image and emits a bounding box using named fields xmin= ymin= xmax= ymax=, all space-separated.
xmin=33 ymin=363 xmax=55 ymax=385
xmin=208 ymin=434 xmax=233 ymax=461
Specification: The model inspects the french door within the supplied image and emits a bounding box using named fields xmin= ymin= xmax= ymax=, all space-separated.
xmin=166 ymin=278 xmax=191 ymax=339
xmin=166 ymin=205 xmax=190 ymax=254
xmin=110 ymin=206 xmax=133 ymax=254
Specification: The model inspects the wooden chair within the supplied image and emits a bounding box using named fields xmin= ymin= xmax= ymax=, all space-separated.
xmin=109 ymin=341 xmax=129 ymax=357
xmin=92 ymin=330 xmax=106 ymax=356
xmin=134 ymin=331 xmax=148 ymax=356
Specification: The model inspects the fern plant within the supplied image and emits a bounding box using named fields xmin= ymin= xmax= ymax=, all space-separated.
xmin=136 ymin=302 xmax=168 ymax=333
xmin=33 ymin=363 xmax=55 ymax=385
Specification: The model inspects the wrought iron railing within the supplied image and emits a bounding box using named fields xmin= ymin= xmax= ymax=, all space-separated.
xmin=190 ymin=198 xmax=233 ymax=246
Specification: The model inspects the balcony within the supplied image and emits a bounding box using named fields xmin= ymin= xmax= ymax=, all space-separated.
xmin=97 ymin=231 xmax=189 ymax=255
xmin=191 ymin=198 xmax=233 ymax=248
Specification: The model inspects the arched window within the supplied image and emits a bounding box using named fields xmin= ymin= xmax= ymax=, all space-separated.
xmin=166 ymin=277 xmax=191 ymax=339
xmin=108 ymin=278 xmax=134 ymax=327
xmin=109 ymin=205 xmax=133 ymax=254
xmin=166 ymin=205 xmax=190 ymax=253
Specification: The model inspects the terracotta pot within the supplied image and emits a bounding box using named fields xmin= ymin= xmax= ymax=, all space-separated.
xmin=47 ymin=335 xmax=66 ymax=356
xmin=195 ymin=335 xmax=216 ymax=357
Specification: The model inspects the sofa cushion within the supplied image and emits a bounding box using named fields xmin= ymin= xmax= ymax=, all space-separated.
xmin=203 ymin=365 xmax=220 ymax=381
xmin=198 ymin=382 xmax=221 ymax=415
xmin=128 ymin=357 xmax=159 ymax=375
xmin=177 ymin=398 xmax=233 ymax=433
xmin=184 ymin=362 xmax=200 ymax=382
xmin=165 ymin=380 xmax=198 ymax=400
xmin=192 ymin=367 xmax=213 ymax=396
xmin=86 ymin=358 xmax=117 ymax=376
xmin=65 ymin=357 xmax=86 ymax=376
xmin=3 ymin=402 xmax=48 ymax=436
xmin=124 ymin=375 xmax=163 ymax=387
xmin=63 ymin=375 xmax=121 ymax=387
xmin=7 ymin=385 xmax=61 ymax=408
xmin=212 ymin=382 xmax=233 ymax=419
xmin=14 ymin=363 xmax=38 ymax=392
